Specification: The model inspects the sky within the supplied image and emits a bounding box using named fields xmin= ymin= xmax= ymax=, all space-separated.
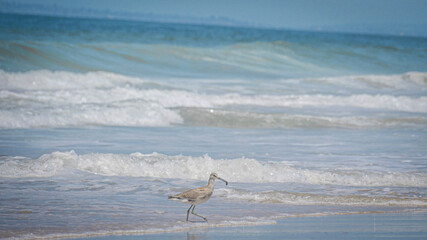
xmin=1 ymin=0 xmax=427 ymax=36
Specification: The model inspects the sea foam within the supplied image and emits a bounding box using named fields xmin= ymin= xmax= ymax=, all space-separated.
xmin=1 ymin=151 xmax=425 ymax=188
xmin=1 ymin=70 xmax=427 ymax=129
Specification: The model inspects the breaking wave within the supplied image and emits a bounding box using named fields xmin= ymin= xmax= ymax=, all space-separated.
xmin=1 ymin=70 xmax=427 ymax=129
xmin=1 ymin=151 xmax=426 ymax=188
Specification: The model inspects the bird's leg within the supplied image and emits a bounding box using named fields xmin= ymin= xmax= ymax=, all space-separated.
xmin=186 ymin=205 xmax=193 ymax=221
xmin=191 ymin=205 xmax=208 ymax=222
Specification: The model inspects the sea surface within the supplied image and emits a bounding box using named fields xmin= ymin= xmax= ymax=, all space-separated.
xmin=0 ymin=13 xmax=426 ymax=239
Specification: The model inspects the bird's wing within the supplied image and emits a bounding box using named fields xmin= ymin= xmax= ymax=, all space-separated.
xmin=173 ymin=186 xmax=210 ymax=200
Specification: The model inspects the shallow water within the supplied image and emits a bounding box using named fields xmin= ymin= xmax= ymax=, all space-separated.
xmin=69 ymin=212 xmax=427 ymax=240
xmin=0 ymin=13 xmax=426 ymax=239
xmin=1 ymin=127 xmax=426 ymax=238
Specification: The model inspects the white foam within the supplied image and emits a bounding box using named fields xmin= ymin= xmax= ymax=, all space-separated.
xmin=0 ymin=70 xmax=144 ymax=90
xmin=0 ymin=100 xmax=182 ymax=128
xmin=1 ymin=151 xmax=426 ymax=188
xmin=1 ymin=70 xmax=427 ymax=129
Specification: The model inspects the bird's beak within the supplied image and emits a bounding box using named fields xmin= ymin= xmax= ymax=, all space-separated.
xmin=218 ymin=177 xmax=228 ymax=186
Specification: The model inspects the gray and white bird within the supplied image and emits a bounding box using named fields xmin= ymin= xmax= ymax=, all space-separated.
xmin=168 ymin=172 xmax=228 ymax=222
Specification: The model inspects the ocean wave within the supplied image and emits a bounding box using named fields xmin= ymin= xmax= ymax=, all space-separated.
xmin=4 ymin=35 xmax=426 ymax=79
xmin=296 ymin=71 xmax=427 ymax=90
xmin=3 ymin=70 xmax=426 ymax=92
xmin=1 ymin=151 xmax=426 ymax=187
xmin=0 ymin=40 xmax=339 ymax=77
xmin=0 ymin=70 xmax=145 ymax=90
xmin=217 ymin=189 xmax=427 ymax=207
xmin=2 ymin=14 xmax=426 ymax=78
xmin=0 ymin=101 xmax=182 ymax=128
xmin=2 ymin=85 xmax=426 ymax=112
xmin=180 ymin=108 xmax=427 ymax=128
xmin=210 ymin=94 xmax=427 ymax=113
xmin=1 ymin=70 xmax=427 ymax=129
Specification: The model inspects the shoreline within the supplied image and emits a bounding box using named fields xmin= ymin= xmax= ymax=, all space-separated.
xmin=10 ymin=210 xmax=426 ymax=240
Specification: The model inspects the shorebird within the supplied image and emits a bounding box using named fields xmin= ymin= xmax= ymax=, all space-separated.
xmin=168 ymin=172 xmax=228 ymax=222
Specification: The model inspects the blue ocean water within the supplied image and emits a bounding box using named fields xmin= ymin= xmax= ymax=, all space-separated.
xmin=0 ymin=13 xmax=426 ymax=239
